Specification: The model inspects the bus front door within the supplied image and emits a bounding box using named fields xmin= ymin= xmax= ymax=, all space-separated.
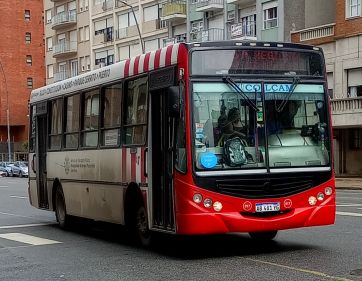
xmin=35 ymin=111 xmax=48 ymax=209
xmin=150 ymin=91 xmax=175 ymax=232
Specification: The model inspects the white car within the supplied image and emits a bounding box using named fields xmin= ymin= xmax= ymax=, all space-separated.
xmin=10 ymin=161 xmax=28 ymax=177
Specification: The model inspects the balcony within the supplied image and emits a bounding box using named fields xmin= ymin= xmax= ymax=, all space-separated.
xmin=142 ymin=19 xmax=168 ymax=34
xmin=291 ymin=23 xmax=335 ymax=44
xmin=54 ymin=71 xmax=71 ymax=82
xmin=94 ymin=28 xmax=114 ymax=45
xmin=115 ymin=0 xmax=138 ymax=8
xmin=195 ymin=0 xmax=223 ymax=12
xmin=163 ymin=34 xmax=187 ymax=46
xmin=161 ymin=1 xmax=187 ymax=22
xmin=93 ymin=0 xmax=114 ymax=15
xmin=116 ymin=25 xmax=139 ymax=40
xmin=52 ymin=10 xmax=77 ymax=30
xmin=190 ymin=28 xmax=223 ymax=42
xmin=331 ymin=97 xmax=362 ymax=127
xmin=229 ymin=22 xmax=256 ymax=40
xmin=53 ymin=41 xmax=77 ymax=58
xmin=226 ymin=0 xmax=255 ymax=5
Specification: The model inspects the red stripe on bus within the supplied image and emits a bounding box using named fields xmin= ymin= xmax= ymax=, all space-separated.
xmin=122 ymin=148 xmax=127 ymax=182
xmin=131 ymin=150 xmax=136 ymax=182
xmin=141 ymin=147 xmax=146 ymax=183
xmin=165 ymin=45 xmax=173 ymax=65
xmin=143 ymin=53 xmax=150 ymax=72
xmin=134 ymin=56 xmax=140 ymax=75
xmin=154 ymin=49 xmax=161 ymax=69
xmin=124 ymin=59 xmax=130 ymax=77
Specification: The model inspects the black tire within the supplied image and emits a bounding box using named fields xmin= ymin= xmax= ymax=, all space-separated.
xmin=249 ymin=231 xmax=278 ymax=241
xmin=135 ymin=205 xmax=152 ymax=247
xmin=55 ymin=186 xmax=70 ymax=229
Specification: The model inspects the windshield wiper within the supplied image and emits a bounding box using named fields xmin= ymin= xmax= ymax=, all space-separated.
xmin=222 ymin=77 xmax=258 ymax=112
xmin=275 ymin=76 xmax=301 ymax=112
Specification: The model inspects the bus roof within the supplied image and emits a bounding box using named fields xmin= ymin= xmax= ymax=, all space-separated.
xmin=30 ymin=40 xmax=320 ymax=104
xmin=30 ymin=43 xmax=182 ymax=104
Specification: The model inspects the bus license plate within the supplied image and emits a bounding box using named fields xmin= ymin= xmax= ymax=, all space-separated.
xmin=256 ymin=203 xmax=280 ymax=213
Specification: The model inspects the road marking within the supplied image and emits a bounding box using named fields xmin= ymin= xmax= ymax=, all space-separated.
xmin=0 ymin=211 xmax=38 ymax=219
xmin=0 ymin=223 xmax=55 ymax=229
xmin=10 ymin=195 xmax=27 ymax=199
xmin=336 ymin=211 xmax=362 ymax=217
xmin=241 ymin=257 xmax=353 ymax=281
xmin=0 ymin=233 xmax=61 ymax=246
xmin=336 ymin=204 xmax=362 ymax=207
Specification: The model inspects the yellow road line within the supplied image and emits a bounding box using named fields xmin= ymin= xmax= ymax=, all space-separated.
xmin=240 ymin=257 xmax=354 ymax=281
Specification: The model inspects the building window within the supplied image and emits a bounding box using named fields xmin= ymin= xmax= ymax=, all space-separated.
xmin=348 ymin=0 xmax=361 ymax=17
xmin=27 ymin=77 xmax=33 ymax=89
xmin=350 ymin=129 xmax=361 ymax=149
xmin=26 ymin=55 xmax=32 ymax=66
xmin=46 ymin=37 xmax=53 ymax=51
xmin=85 ymin=55 xmax=91 ymax=70
xmin=79 ymin=27 xmax=84 ymax=41
xmin=47 ymin=64 xmax=54 ymax=78
xmin=240 ymin=14 xmax=256 ymax=37
xmin=123 ymin=77 xmax=148 ymax=145
xmin=46 ymin=9 xmax=52 ymax=24
xmin=263 ymin=3 xmax=278 ymax=29
xmin=25 ymin=10 xmax=30 ymax=21
xmin=95 ymin=50 xmax=114 ymax=67
xmin=85 ymin=25 xmax=90 ymax=41
xmin=347 ymin=68 xmax=362 ymax=97
xmin=25 ymin=32 xmax=31 ymax=44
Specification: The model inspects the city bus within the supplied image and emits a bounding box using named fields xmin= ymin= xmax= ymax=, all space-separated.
xmin=28 ymin=41 xmax=335 ymax=245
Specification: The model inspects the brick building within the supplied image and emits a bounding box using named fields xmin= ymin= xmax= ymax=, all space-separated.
xmin=0 ymin=0 xmax=45 ymax=161
xmin=291 ymin=0 xmax=362 ymax=176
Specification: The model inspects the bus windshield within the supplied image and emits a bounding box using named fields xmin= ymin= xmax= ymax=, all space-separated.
xmin=192 ymin=82 xmax=330 ymax=172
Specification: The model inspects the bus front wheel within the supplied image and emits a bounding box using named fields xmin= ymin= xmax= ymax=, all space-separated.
xmin=55 ymin=186 xmax=70 ymax=229
xmin=249 ymin=231 xmax=278 ymax=240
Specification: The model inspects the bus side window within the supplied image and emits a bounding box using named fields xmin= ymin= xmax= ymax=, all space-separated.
xmin=82 ymin=89 xmax=99 ymax=147
xmin=123 ymin=76 xmax=148 ymax=146
xmin=64 ymin=94 xmax=80 ymax=149
xmin=49 ymin=98 xmax=63 ymax=150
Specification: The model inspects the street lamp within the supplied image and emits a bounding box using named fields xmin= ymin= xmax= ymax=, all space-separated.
xmin=0 ymin=61 xmax=11 ymax=162
xmin=117 ymin=0 xmax=145 ymax=54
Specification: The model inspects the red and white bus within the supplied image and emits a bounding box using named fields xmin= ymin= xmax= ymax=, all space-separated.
xmin=29 ymin=41 xmax=335 ymax=244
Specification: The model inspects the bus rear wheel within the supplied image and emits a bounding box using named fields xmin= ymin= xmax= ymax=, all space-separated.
xmin=55 ymin=186 xmax=70 ymax=229
xmin=135 ymin=205 xmax=152 ymax=246
xmin=249 ymin=231 xmax=278 ymax=240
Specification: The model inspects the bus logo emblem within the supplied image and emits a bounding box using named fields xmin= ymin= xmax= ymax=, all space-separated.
xmin=243 ymin=201 xmax=252 ymax=211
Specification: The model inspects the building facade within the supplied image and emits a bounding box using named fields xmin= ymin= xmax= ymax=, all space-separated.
xmin=291 ymin=0 xmax=362 ymax=176
xmin=0 ymin=0 xmax=44 ymax=161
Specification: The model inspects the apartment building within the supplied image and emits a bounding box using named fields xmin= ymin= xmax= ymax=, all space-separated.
xmin=291 ymin=0 xmax=362 ymax=176
xmin=0 ymin=0 xmax=44 ymax=161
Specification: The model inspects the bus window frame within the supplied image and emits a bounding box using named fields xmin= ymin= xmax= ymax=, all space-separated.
xmin=63 ymin=93 xmax=81 ymax=151
xmin=99 ymin=81 xmax=123 ymax=149
xmin=48 ymin=97 xmax=63 ymax=151
xmin=80 ymin=87 xmax=101 ymax=150
xmin=122 ymin=74 xmax=149 ymax=148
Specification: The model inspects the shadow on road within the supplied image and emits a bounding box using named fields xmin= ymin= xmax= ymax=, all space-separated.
xmin=45 ymin=218 xmax=317 ymax=260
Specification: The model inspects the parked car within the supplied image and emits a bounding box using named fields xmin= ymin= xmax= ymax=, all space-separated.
xmin=0 ymin=166 xmax=7 ymax=177
xmin=0 ymin=162 xmax=13 ymax=177
xmin=10 ymin=161 xmax=28 ymax=177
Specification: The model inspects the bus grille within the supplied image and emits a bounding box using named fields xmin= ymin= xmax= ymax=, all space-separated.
xmin=216 ymin=176 xmax=314 ymax=199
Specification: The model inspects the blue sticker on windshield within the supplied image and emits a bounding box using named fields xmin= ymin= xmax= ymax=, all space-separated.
xmin=200 ymin=152 xmax=217 ymax=169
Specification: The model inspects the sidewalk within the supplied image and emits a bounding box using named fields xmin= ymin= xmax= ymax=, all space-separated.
xmin=336 ymin=177 xmax=362 ymax=190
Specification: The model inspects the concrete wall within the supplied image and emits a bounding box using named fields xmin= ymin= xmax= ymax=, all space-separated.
xmin=284 ymin=0 xmax=305 ymax=41
xmin=305 ymin=0 xmax=335 ymax=28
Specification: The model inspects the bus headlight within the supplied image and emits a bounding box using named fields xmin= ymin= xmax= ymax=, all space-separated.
xmin=317 ymin=192 xmax=324 ymax=201
xmin=213 ymin=201 xmax=223 ymax=212
xmin=325 ymin=187 xmax=333 ymax=196
xmin=193 ymin=194 xmax=203 ymax=204
xmin=204 ymin=198 xmax=212 ymax=208
xmin=308 ymin=196 xmax=317 ymax=206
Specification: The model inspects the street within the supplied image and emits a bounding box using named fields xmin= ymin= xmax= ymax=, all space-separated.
xmin=0 ymin=177 xmax=361 ymax=281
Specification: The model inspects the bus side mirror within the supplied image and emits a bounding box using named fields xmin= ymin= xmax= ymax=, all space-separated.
xmin=168 ymin=86 xmax=180 ymax=117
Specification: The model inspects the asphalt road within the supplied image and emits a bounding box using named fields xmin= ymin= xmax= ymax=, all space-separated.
xmin=0 ymin=177 xmax=361 ymax=281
